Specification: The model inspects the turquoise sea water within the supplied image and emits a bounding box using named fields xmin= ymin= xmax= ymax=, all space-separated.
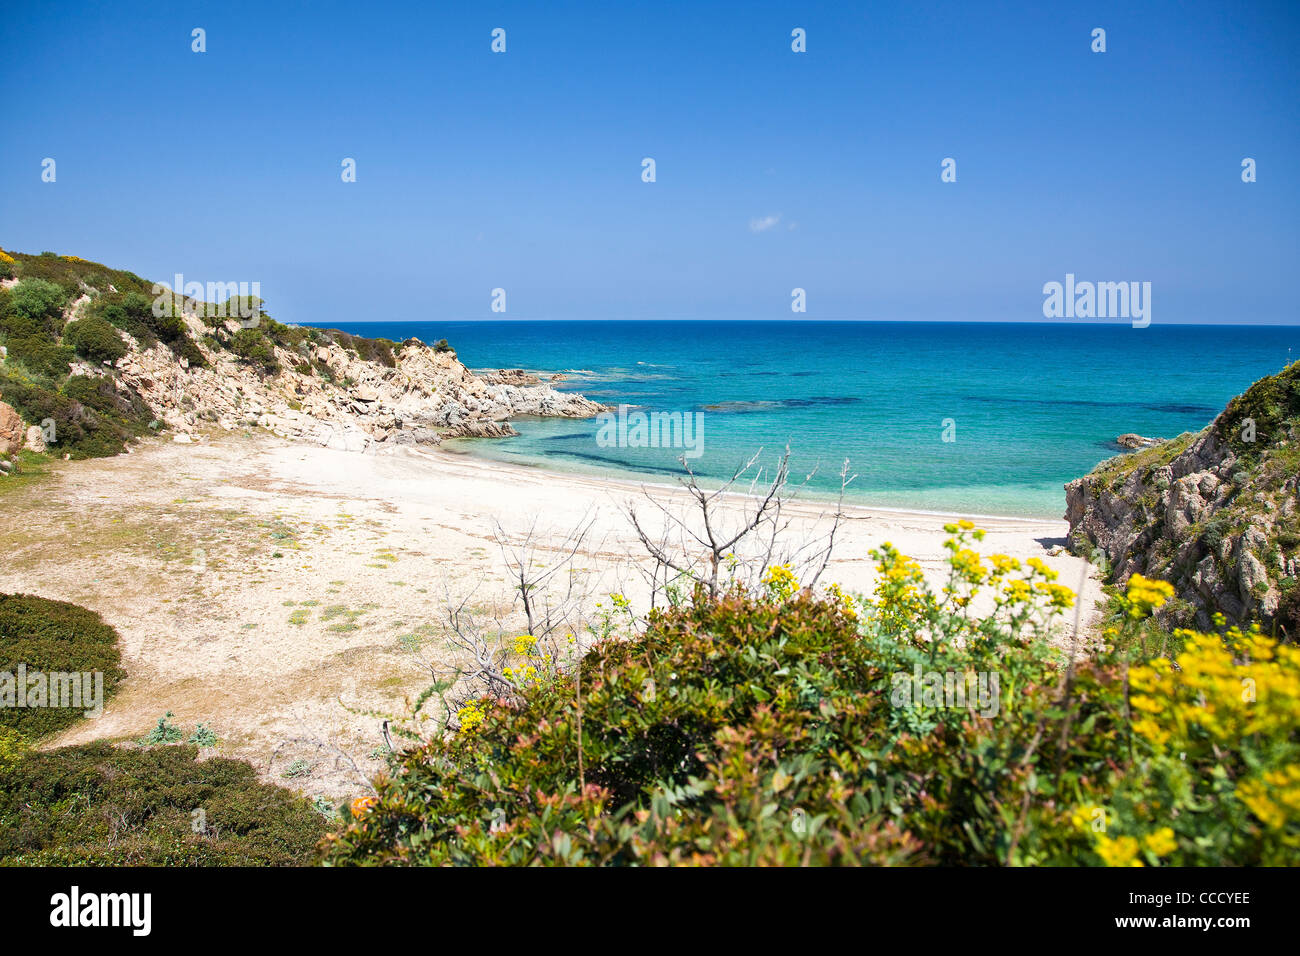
xmin=316 ymin=321 xmax=1298 ymax=519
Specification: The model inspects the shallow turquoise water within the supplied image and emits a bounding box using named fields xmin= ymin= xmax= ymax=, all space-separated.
xmin=315 ymin=320 xmax=1299 ymax=518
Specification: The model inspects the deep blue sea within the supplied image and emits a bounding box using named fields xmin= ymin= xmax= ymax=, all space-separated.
xmin=315 ymin=321 xmax=1299 ymax=519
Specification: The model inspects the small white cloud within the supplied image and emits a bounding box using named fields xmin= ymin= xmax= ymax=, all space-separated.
xmin=749 ymin=214 xmax=781 ymax=233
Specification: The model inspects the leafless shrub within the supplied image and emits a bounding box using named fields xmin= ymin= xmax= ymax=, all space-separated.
xmin=624 ymin=446 xmax=853 ymax=606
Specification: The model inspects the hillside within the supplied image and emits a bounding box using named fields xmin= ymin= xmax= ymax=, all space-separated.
xmin=0 ymin=248 xmax=602 ymax=462
xmin=1066 ymin=360 xmax=1300 ymax=638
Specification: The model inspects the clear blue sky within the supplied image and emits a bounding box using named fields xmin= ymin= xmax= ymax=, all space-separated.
xmin=2 ymin=0 xmax=1297 ymax=324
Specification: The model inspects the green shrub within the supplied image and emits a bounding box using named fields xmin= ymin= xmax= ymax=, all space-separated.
xmin=0 ymin=742 xmax=327 ymax=865
xmin=0 ymin=593 xmax=125 ymax=739
xmin=95 ymin=295 xmax=154 ymax=345
xmin=0 ymin=335 xmax=72 ymax=380
xmin=5 ymin=278 xmax=69 ymax=333
xmin=140 ymin=710 xmax=184 ymax=745
xmin=170 ymin=334 xmax=208 ymax=368
xmin=63 ymin=316 xmax=127 ymax=363
xmin=1217 ymin=360 xmax=1300 ymax=460
xmin=230 ymin=328 xmax=279 ymax=373
xmin=0 ymin=727 xmax=29 ymax=773
xmin=0 ymin=371 xmax=151 ymax=459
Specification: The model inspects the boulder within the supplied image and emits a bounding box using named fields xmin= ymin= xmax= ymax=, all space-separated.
xmin=0 ymin=401 xmax=25 ymax=455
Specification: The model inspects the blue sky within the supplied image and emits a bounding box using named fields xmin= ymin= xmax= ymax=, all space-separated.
xmin=2 ymin=0 xmax=1297 ymax=324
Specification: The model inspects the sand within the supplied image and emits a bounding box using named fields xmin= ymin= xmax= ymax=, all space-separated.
xmin=0 ymin=432 xmax=1103 ymax=801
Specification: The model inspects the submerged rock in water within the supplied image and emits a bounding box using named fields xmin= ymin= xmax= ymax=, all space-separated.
xmin=1116 ymin=433 xmax=1165 ymax=449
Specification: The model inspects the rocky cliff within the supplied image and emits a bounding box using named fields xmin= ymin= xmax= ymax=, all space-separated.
xmin=0 ymin=249 xmax=604 ymax=460
xmin=1065 ymin=361 xmax=1300 ymax=638
xmin=112 ymin=323 xmax=604 ymax=452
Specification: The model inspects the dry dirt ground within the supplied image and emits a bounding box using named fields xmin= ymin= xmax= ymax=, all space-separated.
xmin=0 ymin=431 xmax=1103 ymax=804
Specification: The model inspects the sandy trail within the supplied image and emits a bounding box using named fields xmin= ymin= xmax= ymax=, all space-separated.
xmin=0 ymin=433 xmax=1102 ymax=802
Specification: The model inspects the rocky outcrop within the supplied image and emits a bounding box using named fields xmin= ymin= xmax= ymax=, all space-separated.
xmin=104 ymin=321 xmax=605 ymax=452
xmin=1116 ymin=433 xmax=1164 ymax=449
xmin=1066 ymin=363 xmax=1300 ymax=637
xmin=480 ymin=369 xmax=541 ymax=386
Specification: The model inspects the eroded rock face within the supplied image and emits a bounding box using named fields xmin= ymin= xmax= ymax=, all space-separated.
xmin=106 ymin=321 xmax=606 ymax=453
xmin=1066 ymin=396 xmax=1298 ymax=635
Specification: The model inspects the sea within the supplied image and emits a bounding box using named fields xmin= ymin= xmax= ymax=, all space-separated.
xmin=312 ymin=320 xmax=1299 ymax=519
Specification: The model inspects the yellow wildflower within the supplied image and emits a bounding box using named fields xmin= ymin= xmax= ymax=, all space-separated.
xmin=762 ymin=564 xmax=799 ymax=601
xmin=1096 ymin=834 xmax=1144 ymax=867
xmin=1143 ymin=827 xmax=1178 ymax=857
xmin=1124 ymin=573 xmax=1175 ymax=618
xmin=1026 ymin=557 xmax=1059 ymax=581
xmin=456 ymin=701 xmax=487 ymax=735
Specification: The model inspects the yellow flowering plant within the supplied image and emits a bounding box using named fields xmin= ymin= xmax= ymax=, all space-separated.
xmin=1068 ymin=575 xmax=1300 ymax=865
xmin=761 ymin=563 xmax=800 ymax=602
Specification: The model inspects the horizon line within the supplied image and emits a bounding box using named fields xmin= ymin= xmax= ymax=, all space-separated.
xmin=301 ymin=318 xmax=1300 ymax=329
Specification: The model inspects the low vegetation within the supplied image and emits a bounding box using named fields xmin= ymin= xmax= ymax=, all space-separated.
xmin=0 ymin=742 xmax=328 ymax=866
xmin=0 ymin=593 xmax=125 ymax=739
xmin=0 ymin=591 xmax=328 ymax=866
xmin=323 ymin=528 xmax=1299 ymax=866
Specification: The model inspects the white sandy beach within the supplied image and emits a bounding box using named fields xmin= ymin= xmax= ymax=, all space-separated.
xmin=0 ymin=433 xmax=1103 ymax=800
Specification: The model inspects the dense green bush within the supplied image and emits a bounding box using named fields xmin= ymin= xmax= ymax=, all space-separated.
xmin=0 ymin=593 xmax=125 ymax=739
xmin=63 ymin=316 xmax=127 ymax=363
xmin=229 ymin=327 xmax=279 ymax=373
xmin=61 ymin=373 xmax=151 ymax=425
xmin=5 ymin=278 xmax=69 ymax=333
xmin=0 ymin=334 xmax=72 ymax=379
xmin=0 ymin=742 xmax=328 ymax=866
xmin=0 ymin=370 xmax=152 ymax=459
xmin=94 ymin=293 xmax=156 ymax=345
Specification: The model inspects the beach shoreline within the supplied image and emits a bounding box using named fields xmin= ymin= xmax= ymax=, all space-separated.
xmin=441 ymin=431 xmax=1075 ymax=522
